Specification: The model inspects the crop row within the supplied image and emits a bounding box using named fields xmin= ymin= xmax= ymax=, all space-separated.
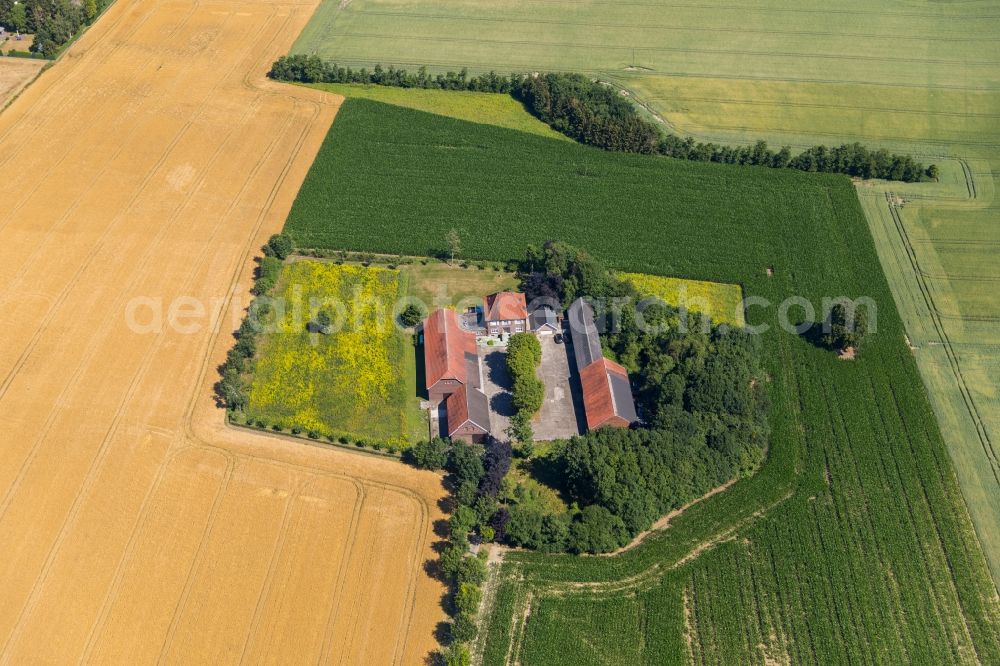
xmin=286 ymin=99 xmax=1000 ymax=664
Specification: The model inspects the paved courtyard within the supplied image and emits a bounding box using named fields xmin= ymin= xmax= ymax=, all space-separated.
xmin=477 ymin=335 xmax=585 ymax=442
xmin=534 ymin=334 xmax=586 ymax=441
xmin=480 ymin=349 xmax=514 ymax=438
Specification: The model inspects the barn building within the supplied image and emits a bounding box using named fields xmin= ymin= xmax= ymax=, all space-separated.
xmin=423 ymin=308 xmax=478 ymax=402
xmin=422 ymin=308 xmax=492 ymax=442
xmin=444 ymin=384 xmax=491 ymax=443
xmin=566 ymin=298 xmax=638 ymax=431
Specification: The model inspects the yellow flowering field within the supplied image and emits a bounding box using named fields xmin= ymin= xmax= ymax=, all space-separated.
xmin=246 ymin=261 xmax=425 ymax=447
xmin=620 ymin=272 xmax=745 ymax=328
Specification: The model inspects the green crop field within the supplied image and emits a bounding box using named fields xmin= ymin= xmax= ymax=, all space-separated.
xmin=288 ymin=0 xmax=1000 ymax=590
xmin=282 ymin=99 xmax=1000 ymax=664
xmin=305 ymin=83 xmax=565 ymax=139
xmin=620 ymin=272 xmax=745 ymax=328
xmin=245 ymin=261 xmax=425 ymax=447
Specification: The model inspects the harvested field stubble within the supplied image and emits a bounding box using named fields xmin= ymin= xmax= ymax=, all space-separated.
xmin=0 ymin=0 xmax=446 ymax=663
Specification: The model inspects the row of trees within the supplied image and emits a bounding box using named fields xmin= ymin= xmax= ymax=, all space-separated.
xmin=216 ymin=234 xmax=292 ymax=412
xmin=517 ymin=73 xmax=936 ymax=182
xmin=0 ymin=0 xmax=104 ymax=58
xmin=268 ymin=57 xmax=936 ymax=183
xmin=268 ymin=55 xmax=514 ymax=93
xmin=505 ymin=333 xmax=544 ymax=450
xmin=404 ymin=437 xmax=512 ymax=665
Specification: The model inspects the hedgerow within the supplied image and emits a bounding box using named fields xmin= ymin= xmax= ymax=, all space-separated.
xmin=269 ymin=58 xmax=934 ymax=181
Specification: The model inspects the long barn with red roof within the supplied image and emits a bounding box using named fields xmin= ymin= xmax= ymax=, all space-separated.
xmin=423 ymin=308 xmax=478 ymax=402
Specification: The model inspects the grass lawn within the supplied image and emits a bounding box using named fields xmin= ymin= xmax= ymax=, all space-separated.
xmin=306 ymin=83 xmax=565 ymax=140
xmin=401 ymin=261 xmax=518 ymax=312
xmin=280 ymin=98 xmax=1000 ymax=664
xmin=246 ymin=261 xmax=426 ymax=447
xmin=620 ymin=272 xmax=745 ymax=328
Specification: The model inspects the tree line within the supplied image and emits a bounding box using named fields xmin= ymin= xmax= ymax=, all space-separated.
xmin=1 ymin=0 xmax=105 ymax=58
xmin=518 ymin=73 xmax=936 ymax=182
xmin=268 ymin=57 xmax=936 ymax=183
xmin=505 ymin=332 xmax=544 ymax=449
xmin=268 ymin=55 xmax=514 ymax=93
xmin=403 ymin=437 xmax=511 ymax=665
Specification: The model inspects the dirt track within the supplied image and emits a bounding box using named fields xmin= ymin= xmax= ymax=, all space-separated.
xmin=0 ymin=1 xmax=446 ymax=663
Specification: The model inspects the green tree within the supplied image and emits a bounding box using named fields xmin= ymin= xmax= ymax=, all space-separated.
xmin=512 ymin=375 xmax=544 ymax=415
xmin=263 ymin=233 xmax=293 ymax=260
xmin=442 ymin=643 xmax=471 ymax=666
xmin=404 ymin=437 xmax=449 ymax=470
xmin=822 ymin=303 xmax=868 ymax=351
xmin=449 ymin=613 xmax=477 ymax=643
xmin=9 ymin=3 xmax=27 ymax=33
xmin=219 ymin=366 xmax=247 ymax=410
xmin=315 ymin=309 xmax=333 ymax=335
xmin=445 ymin=228 xmax=461 ymax=265
xmin=397 ymin=303 xmax=426 ymax=328
xmin=454 ymin=582 xmax=482 ymax=616
xmin=449 ymin=505 xmax=477 ymax=537
xmin=455 ymin=552 xmax=488 ymax=586
xmin=84 ymin=0 xmax=97 ymax=21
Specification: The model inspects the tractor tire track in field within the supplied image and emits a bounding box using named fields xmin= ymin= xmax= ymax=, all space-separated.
xmin=331 ymin=25 xmax=1000 ymax=69
xmin=881 ymin=191 xmax=1000 ymax=501
xmin=342 ymin=8 xmax=992 ymax=48
xmin=0 ymin=0 xmax=447 ymax=662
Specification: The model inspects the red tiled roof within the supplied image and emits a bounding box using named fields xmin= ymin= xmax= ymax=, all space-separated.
xmin=484 ymin=291 xmax=528 ymax=322
xmin=445 ymin=384 xmax=489 ymax=436
xmin=424 ymin=309 xmax=476 ymax=389
xmin=580 ymin=358 xmax=635 ymax=430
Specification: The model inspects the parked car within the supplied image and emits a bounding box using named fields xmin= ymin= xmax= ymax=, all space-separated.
xmin=554 ymin=333 xmax=564 ymax=344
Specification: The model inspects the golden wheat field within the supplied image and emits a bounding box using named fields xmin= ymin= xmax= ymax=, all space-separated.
xmin=0 ymin=58 xmax=43 ymax=109
xmin=0 ymin=0 xmax=446 ymax=663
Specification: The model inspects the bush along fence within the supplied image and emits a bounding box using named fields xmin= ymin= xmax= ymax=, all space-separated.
xmin=268 ymin=57 xmax=937 ymax=183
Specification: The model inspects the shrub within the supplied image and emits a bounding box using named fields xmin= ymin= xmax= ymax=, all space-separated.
xmin=404 ymin=438 xmax=450 ymax=470
xmin=449 ymin=614 xmax=478 ymax=643
xmin=454 ymin=583 xmax=482 ymax=616
xmin=262 ymin=233 xmax=293 ymax=260
xmin=398 ymin=303 xmax=427 ymax=328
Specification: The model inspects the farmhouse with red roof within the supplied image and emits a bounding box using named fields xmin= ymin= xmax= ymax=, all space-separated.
xmin=483 ymin=291 xmax=529 ymax=337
